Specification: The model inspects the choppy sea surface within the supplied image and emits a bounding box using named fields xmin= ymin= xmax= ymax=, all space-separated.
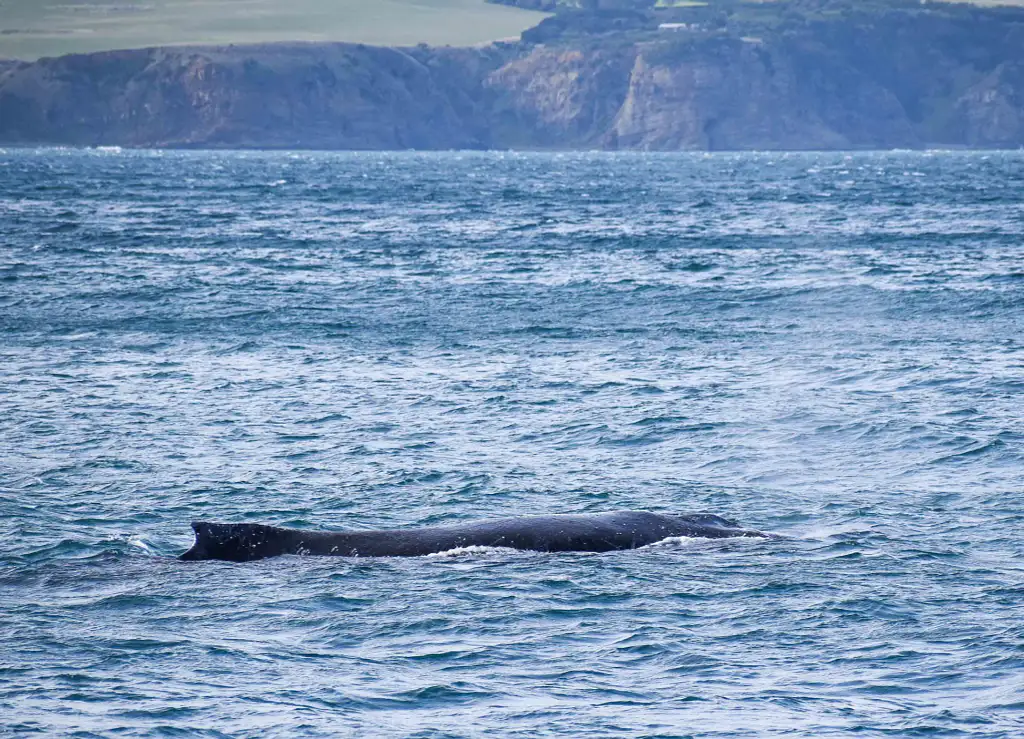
xmin=1 ymin=149 xmax=1022 ymax=737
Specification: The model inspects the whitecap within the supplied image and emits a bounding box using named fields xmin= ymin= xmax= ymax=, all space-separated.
xmin=641 ymin=535 xmax=769 ymax=550
xmin=127 ymin=536 xmax=157 ymax=554
xmin=426 ymin=545 xmax=521 ymax=558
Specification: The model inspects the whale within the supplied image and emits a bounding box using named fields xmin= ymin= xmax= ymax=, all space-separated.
xmin=179 ymin=511 xmax=771 ymax=562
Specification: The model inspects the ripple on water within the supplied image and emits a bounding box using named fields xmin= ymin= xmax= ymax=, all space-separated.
xmin=0 ymin=150 xmax=1022 ymax=737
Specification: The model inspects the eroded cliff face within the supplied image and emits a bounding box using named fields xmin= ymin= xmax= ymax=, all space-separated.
xmin=953 ymin=62 xmax=1024 ymax=148
xmin=481 ymin=37 xmax=922 ymax=150
xmin=486 ymin=46 xmax=634 ymax=147
xmin=0 ymin=44 xmax=508 ymax=148
xmin=0 ymin=30 xmax=1022 ymax=150
xmin=609 ymin=42 xmax=854 ymax=150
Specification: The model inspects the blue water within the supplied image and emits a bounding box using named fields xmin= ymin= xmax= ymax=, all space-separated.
xmin=1 ymin=149 xmax=1022 ymax=737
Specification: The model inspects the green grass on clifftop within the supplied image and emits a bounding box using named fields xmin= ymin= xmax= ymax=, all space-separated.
xmin=0 ymin=0 xmax=549 ymax=61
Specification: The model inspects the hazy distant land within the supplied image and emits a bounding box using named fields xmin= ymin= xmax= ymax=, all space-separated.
xmin=0 ymin=0 xmax=549 ymax=61
xmin=2 ymin=0 xmax=1024 ymax=150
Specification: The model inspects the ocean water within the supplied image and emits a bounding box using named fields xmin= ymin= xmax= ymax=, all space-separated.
xmin=1 ymin=149 xmax=1022 ymax=737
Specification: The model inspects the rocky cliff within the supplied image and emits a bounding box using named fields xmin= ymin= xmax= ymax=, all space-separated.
xmin=953 ymin=62 xmax=1024 ymax=148
xmin=1 ymin=7 xmax=1023 ymax=150
xmin=0 ymin=44 xmax=510 ymax=149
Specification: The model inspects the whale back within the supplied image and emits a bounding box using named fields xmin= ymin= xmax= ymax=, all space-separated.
xmin=179 ymin=521 xmax=298 ymax=562
xmin=669 ymin=513 xmax=743 ymax=530
xmin=179 ymin=511 xmax=770 ymax=561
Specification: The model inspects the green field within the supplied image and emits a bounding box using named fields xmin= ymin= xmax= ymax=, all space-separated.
xmin=0 ymin=0 xmax=549 ymax=60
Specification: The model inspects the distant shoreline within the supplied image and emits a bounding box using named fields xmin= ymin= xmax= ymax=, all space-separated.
xmin=2 ymin=1 xmax=1023 ymax=152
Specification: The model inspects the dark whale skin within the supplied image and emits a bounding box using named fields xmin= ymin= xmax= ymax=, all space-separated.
xmin=179 ymin=511 xmax=770 ymax=562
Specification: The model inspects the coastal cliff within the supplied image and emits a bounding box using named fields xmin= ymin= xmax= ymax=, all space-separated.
xmin=0 ymin=44 xmax=507 ymax=149
xmin=2 ymin=5 xmax=1023 ymax=150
